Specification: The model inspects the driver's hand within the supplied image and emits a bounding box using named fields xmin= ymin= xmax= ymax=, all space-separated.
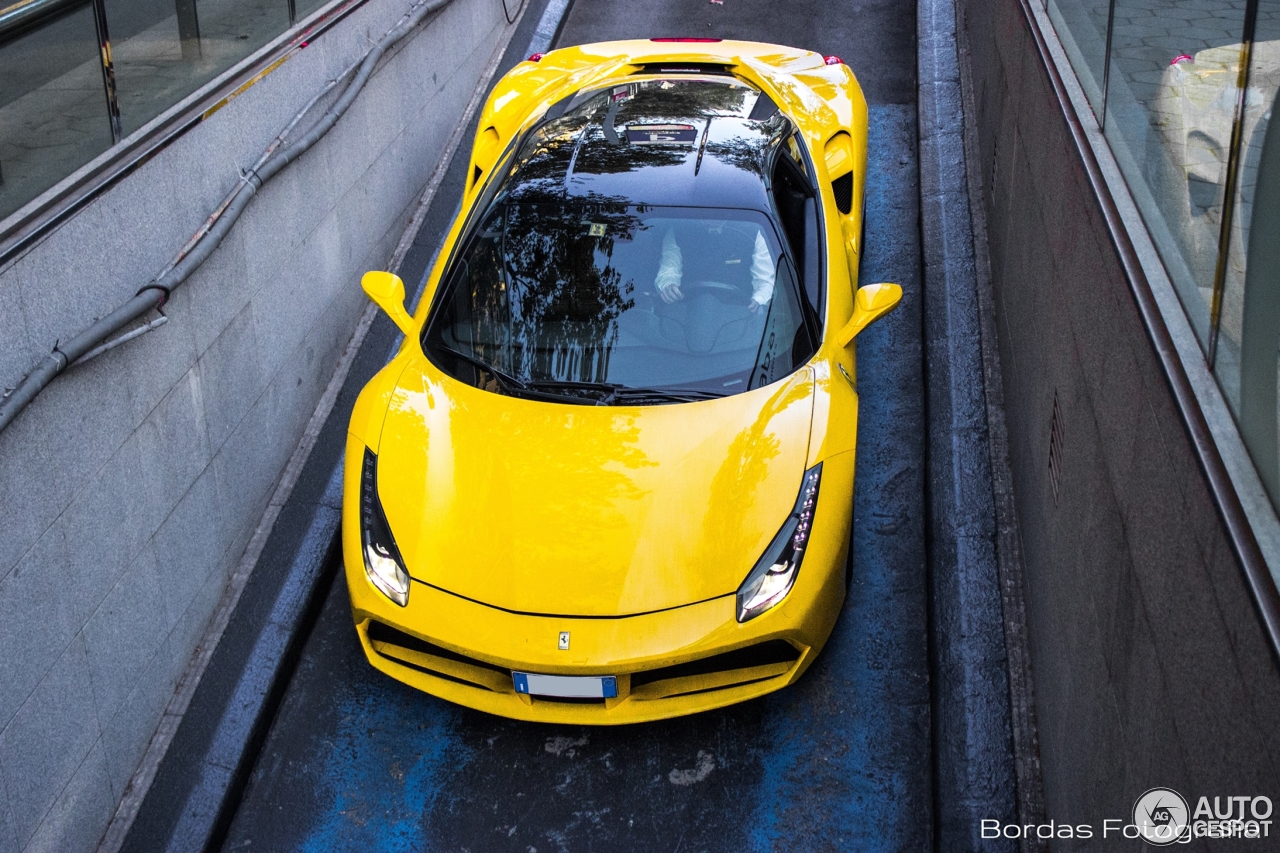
xmin=659 ymin=284 xmax=684 ymax=303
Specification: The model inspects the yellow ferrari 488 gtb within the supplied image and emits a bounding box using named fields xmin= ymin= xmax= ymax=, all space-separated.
xmin=342 ymin=38 xmax=901 ymax=723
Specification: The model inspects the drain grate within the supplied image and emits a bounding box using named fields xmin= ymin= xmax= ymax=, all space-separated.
xmin=1048 ymin=389 xmax=1064 ymax=503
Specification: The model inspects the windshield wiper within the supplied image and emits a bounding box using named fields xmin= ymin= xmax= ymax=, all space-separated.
xmin=605 ymin=386 xmax=727 ymax=404
xmin=437 ymin=347 xmax=615 ymax=404
xmin=524 ymin=379 xmax=726 ymax=405
xmin=524 ymin=378 xmax=624 ymax=393
xmin=435 ymin=351 xmax=727 ymax=406
xmin=436 ymin=346 xmax=539 ymax=398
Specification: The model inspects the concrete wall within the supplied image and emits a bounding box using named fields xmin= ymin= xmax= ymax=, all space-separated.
xmin=0 ymin=0 xmax=514 ymax=849
xmin=958 ymin=0 xmax=1280 ymax=834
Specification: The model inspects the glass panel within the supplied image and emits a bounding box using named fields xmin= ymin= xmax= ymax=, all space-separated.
xmin=0 ymin=5 xmax=114 ymax=221
xmin=1047 ymin=0 xmax=1113 ymax=115
xmin=295 ymin=0 xmax=326 ymax=23
xmin=424 ymin=203 xmax=810 ymax=401
xmin=1104 ymin=0 xmax=1249 ymax=348
xmin=106 ymin=0 xmax=289 ymax=135
xmin=1215 ymin=2 xmax=1280 ymax=508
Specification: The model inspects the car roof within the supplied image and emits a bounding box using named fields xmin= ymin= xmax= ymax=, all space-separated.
xmin=501 ymin=76 xmax=788 ymax=210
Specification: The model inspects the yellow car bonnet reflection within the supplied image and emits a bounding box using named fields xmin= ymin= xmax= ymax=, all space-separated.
xmin=378 ymin=359 xmax=814 ymax=615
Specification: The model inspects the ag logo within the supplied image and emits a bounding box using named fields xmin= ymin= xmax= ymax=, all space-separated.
xmin=1133 ymin=788 xmax=1190 ymax=845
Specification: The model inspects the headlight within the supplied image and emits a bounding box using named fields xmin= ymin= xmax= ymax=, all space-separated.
xmin=736 ymin=463 xmax=822 ymax=622
xmin=359 ymin=448 xmax=410 ymax=606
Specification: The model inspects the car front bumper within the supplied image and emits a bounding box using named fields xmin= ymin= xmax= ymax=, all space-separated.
xmin=342 ymin=447 xmax=854 ymax=724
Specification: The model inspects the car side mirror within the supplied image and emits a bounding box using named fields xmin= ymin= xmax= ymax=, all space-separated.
xmin=362 ymin=271 xmax=417 ymax=337
xmin=837 ymin=283 xmax=902 ymax=347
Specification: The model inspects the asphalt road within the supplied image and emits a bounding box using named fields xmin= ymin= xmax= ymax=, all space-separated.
xmin=218 ymin=1 xmax=930 ymax=850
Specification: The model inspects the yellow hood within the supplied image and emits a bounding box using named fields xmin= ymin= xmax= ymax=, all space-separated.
xmin=375 ymin=355 xmax=815 ymax=616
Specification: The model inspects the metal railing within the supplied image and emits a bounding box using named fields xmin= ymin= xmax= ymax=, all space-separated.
xmin=0 ymin=0 xmax=90 ymax=43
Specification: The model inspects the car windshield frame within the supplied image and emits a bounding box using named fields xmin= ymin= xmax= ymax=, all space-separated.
xmin=417 ymin=78 xmax=827 ymax=405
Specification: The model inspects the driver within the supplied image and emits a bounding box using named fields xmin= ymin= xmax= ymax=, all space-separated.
xmin=654 ymin=221 xmax=775 ymax=313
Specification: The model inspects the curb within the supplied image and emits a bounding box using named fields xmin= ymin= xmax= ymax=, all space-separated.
xmin=951 ymin=2 xmax=1051 ymax=849
xmin=917 ymin=0 xmax=1024 ymax=849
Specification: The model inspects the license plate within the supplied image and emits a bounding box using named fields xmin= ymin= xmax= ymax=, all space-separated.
xmin=513 ymin=672 xmax=618 ymax=699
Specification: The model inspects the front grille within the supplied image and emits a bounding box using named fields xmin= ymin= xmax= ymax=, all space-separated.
xmin=368 ymin=621 xmax=510 ymax=675
xmin=367 ymin=621 xmax=511 ymax=692
xmin=631 ymin=640 xmax=800 ymax=691
xmin=367 ymin=622 xmax=801 ymax=705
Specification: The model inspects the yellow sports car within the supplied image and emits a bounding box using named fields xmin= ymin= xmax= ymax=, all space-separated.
xmin=343 ymin=38 xmax=901 ymax=723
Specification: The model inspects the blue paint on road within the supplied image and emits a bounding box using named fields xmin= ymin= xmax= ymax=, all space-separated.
xmin=298 ymin=691 xmax=470 ymax=853
xmin=746 ymin=103 xmax=929 ymax=853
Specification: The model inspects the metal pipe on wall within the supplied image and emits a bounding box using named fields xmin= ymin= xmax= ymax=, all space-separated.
xmin=0 ymin=0 xmax=461 ymax=434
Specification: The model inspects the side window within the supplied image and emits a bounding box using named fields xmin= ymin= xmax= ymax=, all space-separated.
xmin=802 ymin=191 xmax=822 ymax=318
xmin=785 ymin=134 xmax=808 ymax=177
xmin=771 ymin=146 xmax=823 ymax=321
xmin=772 ymin=156 xmax=807 ymax=254
xmin=751 ymin=257 xmax=814 ymax=388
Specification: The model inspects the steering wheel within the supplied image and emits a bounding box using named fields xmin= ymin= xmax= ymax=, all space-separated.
xmin=683 ymin=280 xmax=752 ymax=306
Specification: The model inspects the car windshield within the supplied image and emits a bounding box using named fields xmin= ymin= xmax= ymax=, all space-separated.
xmin=422 ymin=202 xmax=816 ymax=404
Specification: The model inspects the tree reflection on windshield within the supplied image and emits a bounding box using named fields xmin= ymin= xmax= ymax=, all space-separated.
xmin=424 ymin=201 xmax=816 ymax=404
xmin=503 ymin=201 xmax=642 ymax=383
